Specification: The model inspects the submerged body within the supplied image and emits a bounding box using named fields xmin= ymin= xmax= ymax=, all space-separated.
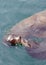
xmin=3 ymin=10 xmax=46 ymax=59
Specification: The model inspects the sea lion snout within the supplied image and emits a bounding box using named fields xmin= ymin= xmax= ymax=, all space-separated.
xmin=4 ymin=34 xmax=21 ymax=46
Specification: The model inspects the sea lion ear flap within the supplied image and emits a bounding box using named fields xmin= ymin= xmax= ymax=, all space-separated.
xmin=32 ymin=40 xmax=39 ymax=48
xmin=27 ymin=39 xmax=39 ymax=48
xmin=32 ymin=40 xmax=39 ymax=46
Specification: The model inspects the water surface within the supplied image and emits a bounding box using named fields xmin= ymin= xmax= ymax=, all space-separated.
xmin=0 ymin=0 xmax=46 ymax=65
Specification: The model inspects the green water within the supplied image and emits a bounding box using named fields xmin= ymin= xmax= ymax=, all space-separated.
xmin=0 ymin=0 xmax=46 ymax=65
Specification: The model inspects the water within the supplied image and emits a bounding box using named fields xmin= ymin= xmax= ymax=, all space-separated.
xmin=0 ymin=0 xmax=46 ymax=65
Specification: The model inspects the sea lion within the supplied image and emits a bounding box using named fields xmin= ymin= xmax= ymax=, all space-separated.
xmin=3 ymin=10 xmax=46 ymax=59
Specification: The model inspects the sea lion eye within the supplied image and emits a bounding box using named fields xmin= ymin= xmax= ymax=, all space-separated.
xmin=18 ymin=36 xmax=21 ymax=43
